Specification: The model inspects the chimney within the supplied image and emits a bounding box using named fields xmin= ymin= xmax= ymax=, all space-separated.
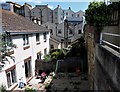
xmin=58 ymin=5 xmax=60 ymax=8
xmin=69 ymin=7 xmax=71 ymax=10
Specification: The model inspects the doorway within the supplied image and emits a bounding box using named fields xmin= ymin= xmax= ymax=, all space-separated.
xmin=25 ymin=60 xmax=32 ymax=78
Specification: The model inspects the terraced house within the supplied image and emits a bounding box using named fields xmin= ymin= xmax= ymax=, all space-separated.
xmin=0 ymin=10 xmax=50 ymax=90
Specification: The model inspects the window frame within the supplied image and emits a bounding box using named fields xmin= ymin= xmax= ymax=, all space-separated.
xmin=58 ymin=29 xmax=62 ymax=34
xmin=43 ymin=33 xmax=47 ymax=42
xmin=23 ymin=34 xmax=29 ymax=45
xmin=44 ymin=48 xmax=47 ymax=55
xmin=36 ymin=33 xmax=40 ymax=42
xmin=6 ymin=68 xmax=17 ymax=88
xmin=37 ymin=53 xmax=42 ymax=60
xmin=69 ymin=29 xmax=73 ymax=34
xmin=78 ymin=29 xmax=82 ymax=34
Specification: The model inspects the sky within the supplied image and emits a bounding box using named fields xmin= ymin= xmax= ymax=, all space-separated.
xmin=0 ymin=0 xmax=107 ymax=12
xmin=21 ymin=2 xmax=90 ymax=12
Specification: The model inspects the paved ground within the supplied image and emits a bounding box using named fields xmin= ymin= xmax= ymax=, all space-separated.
xmin=46 ymin=73 xmax=89 ymax=92
xmin=13 ymin=72 xmax=89 ymax=92
xmin=13 ymin=72 xmax=55 ymax=92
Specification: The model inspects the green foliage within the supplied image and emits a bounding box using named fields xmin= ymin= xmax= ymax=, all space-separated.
xmin=47 ymin=48 xmax=68 ymax=61
xmin=0 ymin=33 xmax=16 ymax=69
xmin=51 ymin=51 xmax=60 ymax=60
xmin=85 ymin=1 xmax=120 ymax=30
xmin=0 ymin=84 xmax=6 ymax=92
xmin=44 ymin=54 xmax=51 ymax=62
xmin=66 ymin=37 xmax=85 ymax=57
xmin=25 ymin=87 xmax=36 ymax=92
xmin=85 ymin=1 xmax=107 ymax=28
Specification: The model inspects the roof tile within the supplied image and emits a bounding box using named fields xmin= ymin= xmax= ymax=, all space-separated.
xmin=2 ymin=10 xmax=49 ymax=33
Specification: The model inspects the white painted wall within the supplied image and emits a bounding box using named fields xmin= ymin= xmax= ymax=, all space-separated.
xmin=0 ymin=32 xmax=50 ymax=89
xmin=0 ymin=71 xmax=8 ymax=88
xmin=75 ymin=10 xmax=85 ymax=18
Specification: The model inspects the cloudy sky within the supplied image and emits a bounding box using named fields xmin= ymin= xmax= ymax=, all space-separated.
xmin=0 ymin=0 xmax=108 ymax=12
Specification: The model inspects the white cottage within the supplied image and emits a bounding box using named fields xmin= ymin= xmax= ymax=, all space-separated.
xmin=0 ymin=10 xmax=50 ymax=90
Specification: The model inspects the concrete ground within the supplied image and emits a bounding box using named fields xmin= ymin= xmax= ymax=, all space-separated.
xmin=13 ymin=72 xmax=55 ymax=91
xmin=13 ymin=72 xmax=89 ymax=92
xmin=46 ymin=73 xmax=89 ymax=92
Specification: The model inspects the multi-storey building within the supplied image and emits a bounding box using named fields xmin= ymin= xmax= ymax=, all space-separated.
xmin=1 ymin=2 xmax=32 ymax=20
xmin=63 ymin=7 xmax=75 ymax=19
xmin=75 ymin=10 xmax=85 ymax=18
xmin=1 ymin=2 xmax=85 ymax=49
xmin=53 ymin=5 xmax=64 ymax=24
xmin=0 ymin=10 xmax=50 ymax=90
xmin=31 ymin=5 xmax=53 ymax=25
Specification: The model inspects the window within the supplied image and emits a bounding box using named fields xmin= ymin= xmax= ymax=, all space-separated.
xmin=50 ymin=11 xmax=52 ymax=16
xmin=44 ymin=48 xmax=47 ymax=55
xmin=36 ymin=33 xmax=40 ymax=42
xmin=43 ymin=33 xmax=47 ymax=41
xmin=77 ymin=14 xmax=79 ymax=17
xmin=78 ymin=30 xmax=81 ymax=34
xmin=72 ymin=14 xmax=74 ymax=17
xmin=55 ymin=17 xmax=57 ymax=19
xmin=55 ymin=12 xmax=57 ymax=16
xmin=23 ymin=34 xmax=29 ymax=45
xmin=2 ymin=32 xmax=12 ymax=43
xmin=46 ymin=26 xmax=48 ymax=29
xmin=6 ymin=69 xmax=17 ymax=88
xmin=34 ymin=19 xmax=37 ymax=23
xmin=50 ymin=45 xmax=54 ymax=49
xmin=66 ymin=12 xmax=68 ymax=15
xmin=37 ymin=53 xmax=41 ymax=60
xmin=25 ymin=60 xmax=32 ymax=78
xmin=69 ymin=29 xmax=73 ymax=34
xmin=58 ymin=29 xmax=62 ymax=34
xmin=50 ymin=29 xmax=53 ymax=35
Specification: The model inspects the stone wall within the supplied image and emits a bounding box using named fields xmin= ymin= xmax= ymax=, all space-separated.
xmin=84 ymin=23 xmax=120 ymax=90
xmin=84 ymin=25 xmax=96 ymax=90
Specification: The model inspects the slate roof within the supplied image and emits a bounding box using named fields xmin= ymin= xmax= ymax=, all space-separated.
xmin=1 ymin=10 xmax=49 ymax=33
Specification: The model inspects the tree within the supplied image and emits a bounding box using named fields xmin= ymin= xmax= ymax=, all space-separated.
xmin=0 ymin=33 xmax=16 ymax=70
xmin=85 ymin=1 xmax=108 ymax=30
xmin=66 ymin=37 xmax=85 ymax=57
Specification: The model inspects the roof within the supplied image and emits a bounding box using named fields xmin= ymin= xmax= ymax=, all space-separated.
xmin=66 ymin=17 xmax=83 ymax=23
xmin=1 ymin=10 xmax=49 ymax=34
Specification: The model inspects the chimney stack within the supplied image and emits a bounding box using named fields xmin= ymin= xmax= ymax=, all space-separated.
xmin=69 ymin=7 xmax=71 ymax=10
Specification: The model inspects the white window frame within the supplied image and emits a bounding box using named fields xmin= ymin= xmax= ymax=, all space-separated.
xmin=23 ymin=34 xmax=29 ymax=45
xmin=6 ymin=69 xmax=17 ymax=88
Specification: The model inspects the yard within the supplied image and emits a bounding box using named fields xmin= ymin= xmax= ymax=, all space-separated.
xmin=46 ymin=72 xmax=89 ymax=92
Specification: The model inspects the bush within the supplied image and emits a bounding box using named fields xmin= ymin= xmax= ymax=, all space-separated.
xmin=0 ymin=84 xmax=6 ymax=92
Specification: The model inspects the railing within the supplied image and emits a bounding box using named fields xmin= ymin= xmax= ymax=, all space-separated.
xmin=100 ymin=32 xmax=120 ymax=51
